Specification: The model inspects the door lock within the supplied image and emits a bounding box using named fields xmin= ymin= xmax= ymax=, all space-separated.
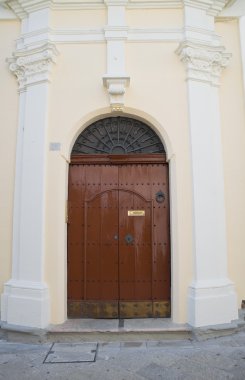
xmin=114 ymin=234 xmax=118 ymax=240
xmin=125 ymin=234 xmax=134 ymax=245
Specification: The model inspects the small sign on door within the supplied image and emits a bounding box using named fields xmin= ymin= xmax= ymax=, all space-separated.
xmin=128 ymin=210 xmax=145 ymax=216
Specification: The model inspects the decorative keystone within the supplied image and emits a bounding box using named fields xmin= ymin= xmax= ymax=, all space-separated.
xmin=8 ymin=42 xmax=59 ymax=91
xmin=176 ymin=40 xmax=231 ymax=86
xmin=103 ymin=75 xmax=130 ymax=112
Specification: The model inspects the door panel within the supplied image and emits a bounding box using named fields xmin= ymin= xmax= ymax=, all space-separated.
xmin=67 ymin=160 xmax=171 ymax=318
xmin=85 ymin=190 xmax=119 ymax=301
xmin=118 ymin=190 xmax=152 ymax=302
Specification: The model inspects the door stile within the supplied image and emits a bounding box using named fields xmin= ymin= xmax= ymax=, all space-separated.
xmin=150 ymin=199 xmax=154 ymax=314
xmin=83 ymin=200 xmax=88 ymax=301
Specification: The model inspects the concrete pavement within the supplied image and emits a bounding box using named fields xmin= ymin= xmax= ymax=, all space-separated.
xmin=1 ymin=331 xmax=245 ymax=379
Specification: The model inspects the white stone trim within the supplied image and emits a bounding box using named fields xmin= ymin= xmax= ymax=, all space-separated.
xmin=176 ymin=40 xmax=231 ymax=86
xmin=188 ymin=282 xmax=237 ymax=327
xmin=15 ymin=27 xmax=183 ymax=46
xmin=1 ymin=280 xmax=49 ymax=328
xmin=176 ymin=3 xmax=238 ymax=328
xmin=103 ymin=75 xmax=130 ymax=111
xmin=219 ymin=0 xmax=245 ymax=17
xmin=0 ymin=3 xmax=17 ymax=18
xmin=239 ymin=16 xmax=245 ymax=107
xmin=1 ymin=32 xmax=58 ymax=327
xmin=183 ymin=0 xmax=231 ymax=16
xmin=103 ymin=0 xmax=130 ymax=111
xmin=1 ymin=0 xmax=234 ymax=17
xmin=7 ymin=42 xmax=58 ymax=91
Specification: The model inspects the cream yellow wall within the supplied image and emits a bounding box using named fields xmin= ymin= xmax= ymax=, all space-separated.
xmin=46 ymin=43 xmax=108 ymax=323
xmin=50 ymin=9 xmax=107 ymax=28
xmin=0 ymin=20 xmax=20 ymax=302
xmin=45 ymin=28 xmax=193 ymax=322
xmin=126 ymin=8 xmax=183 ymax=28
xmin=216 ymin=20 xmax=245 ymax=307
xmin=125 ymin=41 xmax=193 ymax=322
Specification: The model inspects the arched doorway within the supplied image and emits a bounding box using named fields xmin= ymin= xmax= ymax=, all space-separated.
xmin=67 ymin=116 xmax=171 ymax=318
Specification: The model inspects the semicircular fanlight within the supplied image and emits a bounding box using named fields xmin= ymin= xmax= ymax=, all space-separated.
xmin=71 ymin=117 xmax=165 ymax=155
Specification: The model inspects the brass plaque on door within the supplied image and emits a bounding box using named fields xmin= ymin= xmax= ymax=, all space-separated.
xmin=128 ymin=210 xmax=145 ymax=216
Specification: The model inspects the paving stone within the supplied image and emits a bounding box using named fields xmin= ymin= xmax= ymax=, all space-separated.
xmin=120 ymin=341 xmax=147 ymax=349
xmin=146 ymin=339 xmax=193 ymax=349
xmin=44 ymin=342 xmax=97 ymax=363
xmin=1 ymin=330 xmax=245 ymax=380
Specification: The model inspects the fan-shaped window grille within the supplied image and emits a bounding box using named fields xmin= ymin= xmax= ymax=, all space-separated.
xmin=72 ymin=117 xmax=165 ymax=155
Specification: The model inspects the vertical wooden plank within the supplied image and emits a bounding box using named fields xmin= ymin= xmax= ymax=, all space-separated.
xmin=85 ymin=189 xmax=119 ymax=300
xmin=150 ymin=163 xmax=171 ymax=301
xmin=67 ymin=165 xmax=85 ymax=302
xmin=118 ymin=164 xmax=152 ymax=302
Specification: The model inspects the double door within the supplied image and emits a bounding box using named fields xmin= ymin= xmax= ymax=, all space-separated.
xmin=67 ymin=158 xmax=170 ymax=318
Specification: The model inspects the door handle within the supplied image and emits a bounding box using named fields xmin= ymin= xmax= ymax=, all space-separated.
xmin=125 ymin=234 xmax=134 ymax=245
xmin=114 ymin=234 xmax=118 ymax=240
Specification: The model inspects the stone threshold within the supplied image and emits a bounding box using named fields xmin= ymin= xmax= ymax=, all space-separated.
xmin=1 ymin=312 xmax=245 ymax=343
xmin=48 ymin=318 xmax=190 ymax=333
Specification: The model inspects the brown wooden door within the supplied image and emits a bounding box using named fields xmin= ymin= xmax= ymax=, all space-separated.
xmin=67 ymin=157 xmax=170 ymax=318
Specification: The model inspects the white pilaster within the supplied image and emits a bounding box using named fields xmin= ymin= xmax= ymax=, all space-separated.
xmin=239 ymin=16 xmax=245 ymax=107
xmin=1 ymin=9 xmax=58 ymax=328
xmin=103 ymin=0 xmax=130 ymax=111
xmin=177 ymin=5 xmax=238 ymax=327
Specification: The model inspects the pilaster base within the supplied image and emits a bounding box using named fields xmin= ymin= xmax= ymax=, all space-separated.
xmin=188 ymin=281 xmax=238 ymax=327
xmin=1 ymin=280 xmax=50 ymax=328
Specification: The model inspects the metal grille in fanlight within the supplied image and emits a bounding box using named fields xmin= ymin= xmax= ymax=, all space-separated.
xmin=71 ymin=117 xmax=165 ymax=155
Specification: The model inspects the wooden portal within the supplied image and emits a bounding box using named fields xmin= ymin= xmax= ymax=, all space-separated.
xmin=67 ymin=154 xmax=171 ymax=318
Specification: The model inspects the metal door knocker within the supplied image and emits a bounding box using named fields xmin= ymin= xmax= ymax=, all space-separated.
xmin=156 ymin=191 xmax=165 ymax=203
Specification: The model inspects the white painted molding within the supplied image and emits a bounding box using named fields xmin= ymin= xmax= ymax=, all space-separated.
xmin=1 ymin=280 xmax=50 ymax=328
xmin=103 ymin=0 xmax=130 ymax=111
xmin=219 ymin=0 xmax=245 ymax=17
xmin=239 ymin=16 xmax=245 ymax=107
xmin=15 ymin=27 xmax=183 ymax=46
xmin=188 ymin=282 xmax=237 ymax=327
xmin=183 ymin=0 xmax=231 ymax=16
xmin=176 ymin=40 xmax=231 ymax=86
xmin=0 ymin=4 xmax=17 ymax=18
xmin=1 ymin=0 xmax=236 ymax=17
xmin=7 ymin=42 xmax=59 ymax=91
xmin=103 ymin=75 xmax=130 ymax=111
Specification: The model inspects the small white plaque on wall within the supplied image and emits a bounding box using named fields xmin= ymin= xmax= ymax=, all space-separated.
xmin=49 ymin=142 xmax=61 ymax=151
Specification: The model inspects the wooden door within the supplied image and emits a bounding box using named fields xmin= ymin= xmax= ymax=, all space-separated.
xmin=67 ymin=156 xmax=171 ymax=318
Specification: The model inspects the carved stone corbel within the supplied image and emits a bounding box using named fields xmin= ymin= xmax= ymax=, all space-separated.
xmin=103 ymin=75 xmax=130 ymax=112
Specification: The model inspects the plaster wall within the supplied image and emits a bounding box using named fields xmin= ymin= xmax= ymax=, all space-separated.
xmin=126 ymin=8 xmax=183 ymax=28
xmin=1 ymin=6 xmax=244 ymax=326
xmin=0 ymin=20 xmax=20 ymax=306
xmin=216 ymin=20 xmax=245 ymax=307
xmin=50 ymin=9 xmax=107 ymax=28
xmin=45 ymin=34 xmax=192 ymax=323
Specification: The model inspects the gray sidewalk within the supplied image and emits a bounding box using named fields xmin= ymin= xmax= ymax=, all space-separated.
xmin=1 ymin=331 xmax=245 ymax=380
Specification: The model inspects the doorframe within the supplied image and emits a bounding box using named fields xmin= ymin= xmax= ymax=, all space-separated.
xmin=67 ymin=152 xmax=171 ymax=318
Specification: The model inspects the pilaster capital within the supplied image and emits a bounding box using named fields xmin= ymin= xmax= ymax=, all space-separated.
xmin=176 ymin=40 xmax=231 ymax=86
xmin=103 ymin=75 xmax=130 ymax=112
xmin=8 ymin=42 xmax=59 ymax=91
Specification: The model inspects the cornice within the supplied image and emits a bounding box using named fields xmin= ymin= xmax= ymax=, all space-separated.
xmin=1 ymin=0 xmax=236 ymax=18
xmin=8 ymin=42 xmax=58 ymax=91
xmin=176 ymin=40 xmax=231 ymax=86
xmin=183 ymin=0 xmax=231 ymax=16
